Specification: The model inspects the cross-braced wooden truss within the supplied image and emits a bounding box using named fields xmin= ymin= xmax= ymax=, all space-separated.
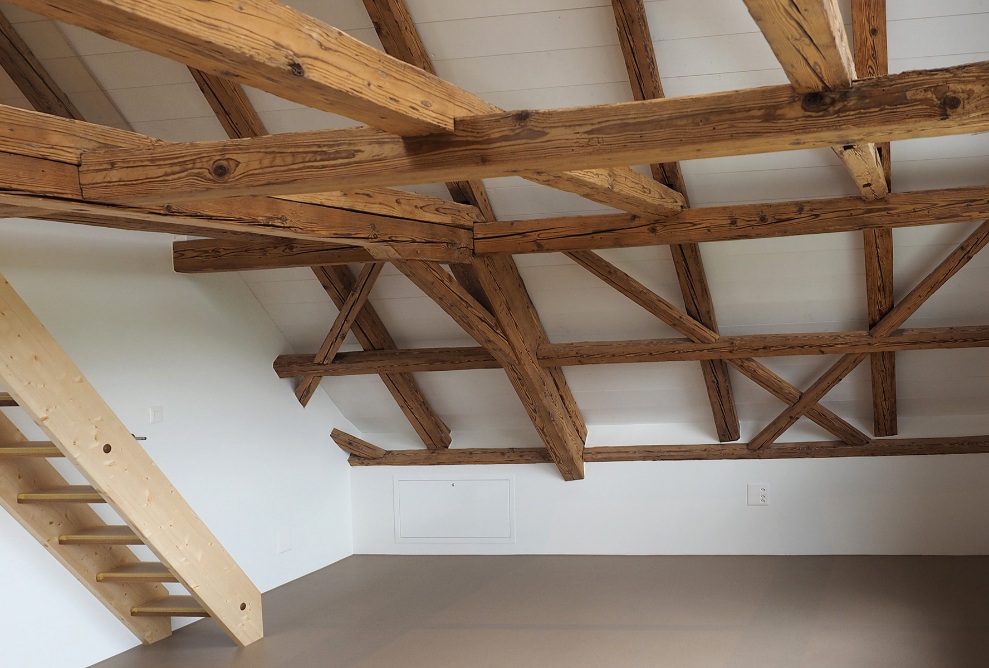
xmin=3 ymin=0 xmax=989 ymax=480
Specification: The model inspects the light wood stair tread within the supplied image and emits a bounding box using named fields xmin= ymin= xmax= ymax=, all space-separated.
xmin=18 ymin=485 xmax=104 ymax=503
xmin=0 ymin=441 xmax=61 ymax=457
xmin=0 ymin=392 xmax=17 ymax=406
xmin=59 ymin=525 xmax=142 ymax=545
xmin=98 ymin=563 xmax=177 ymax=583
xmin=132 ymin=595 xmax=209 ymax=617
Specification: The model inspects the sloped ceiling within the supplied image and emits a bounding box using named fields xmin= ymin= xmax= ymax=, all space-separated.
xmin=2 ymin=0 xmax=989 ymax=451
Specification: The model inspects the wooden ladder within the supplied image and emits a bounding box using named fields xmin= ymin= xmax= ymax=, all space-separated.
xmin=0 ymin=273 xmax=262 ymax=646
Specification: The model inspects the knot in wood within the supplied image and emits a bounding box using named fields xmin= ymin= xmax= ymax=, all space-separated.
xmin=513 ymin=110 xmax=532 ymax=124
xmin=939 ymin=94 xmax=962 ymax=119
xmin=210 ymin=159 xmax=236 ymax=182
xmin=288 ymin=61 xmax=305 ymax=77
xmin=800 ymin=91 xmax=834 ymax=112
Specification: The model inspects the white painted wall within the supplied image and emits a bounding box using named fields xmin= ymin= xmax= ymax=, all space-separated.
xmin=352 ymin=419 xmax=989 ymax=556
xmin=0 ymin=220 xmax=357 ymax=668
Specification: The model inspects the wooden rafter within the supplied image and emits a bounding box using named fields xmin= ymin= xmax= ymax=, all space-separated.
xmin=396 ymin=259 xmax=586 ymax=480
xmin=0 ymin=8 xmax=82 ymax=119
xmin=10 ymin=0 xmax=683 ymax=216
xmin=295 ymin=263 xmax=382 ymax=407
xmin=273 ymin=325 xmax=989 ymax=377
xmin=567 ymin=251 xmax=867 ymax=445
xmin=475 ymin=186 xmax=989 ymax=255
xmin=314 ymin=265 xmax=451 ymax=450
xmin=611 ymin=0 xmax=738 ymax=442
xmin=742 ymin=0 xmax=887 ymax=200
xmin=344 ymin=436 xmax=989 ymax=466
xmin=4 ymin=0 xmax=496 ymax=135
xmin=74 ymin=60 xmax=989 ymax=203
xmin=748 ymin=220 xmax=989 ymax=450
xmin=852 ymin=0 xmax=896 ymax=436
xmin=361 ymin=0 xmax=587 ymax=452
xmin=361 ymin=0 xmax=683 ymax=220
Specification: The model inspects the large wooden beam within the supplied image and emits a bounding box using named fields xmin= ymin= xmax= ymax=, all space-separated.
xmin=189 ymin=66 xmax=486 ymax=231
xmin=475 ymin=186 xmax=989 ymax=255
xmin=173 ymin=238 xmax=374 ymax=272
xmin=4 ymin=0 xmax=493 ymax=135
xmin=76 ymin=60 xmax=989 ymax=203
xmin=361 ymin=0 xmax=683 ymax=219
xmin=566 ymin=250 xmax=867 ymax=445
xmin=611 ymin=0 xmax=738 ymax=442
xmin=396 ymin=259 xmax=586 ymax=480
xmin=853 ymin=0 xmax=896 ymax=436
xmin=314 ymin=265 xmax=451 ymax=450
xmin=273 ymin=325 xmax=989 ymax=377
xmin=743 ymin=0 xmax=887 ymax=199
xmin=749 ymin=220 xmax=989 ymax=450
xmin=345 ymin=435 xmax=989 ymax=466
xmin=0 ymin=271 xmax=262 ymax=645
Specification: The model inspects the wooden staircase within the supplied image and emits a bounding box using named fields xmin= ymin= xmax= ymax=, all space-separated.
xmin=0 ymin=272 xmax=262 ymax=646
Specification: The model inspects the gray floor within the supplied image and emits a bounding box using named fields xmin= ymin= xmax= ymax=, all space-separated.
xmin=94 ymin=555 xmax=989 ymax=667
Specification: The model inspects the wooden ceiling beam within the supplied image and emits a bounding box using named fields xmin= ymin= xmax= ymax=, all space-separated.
xmin=476 ymin=185 xmax=989 ymax=255
xmin=611 ymin=0 xmax=738 ymax=442
xmin=189 ymin=66 xmax=485 ymax=230
xmin=395 ymin=259 xmax=586 ymax=480
xmin=76 ymin=60 xmax=989 ymax=203
xmin=567 ymin=250 xmax=866 ymax=445
xmin=361 ymin=0 xmax=684 ymax=220
xmin=743 ymin=0 xmax=887 ymax=200
xmin=853 ymin=0 xmax=896 ymax=437
xmin=343 ymin=435 xmax=989 ymax=466
xmin=173 ymin=238 xmax=375 ymax=272
xmin=314 ymin=265 xmax=451 ymax=449
xmin=4 ymin=0 xmax=490 ymax=135
xmin=294 ymin=263 xmax=382 ymax=407
xmin=273 ymin=325 xmax=989 ymax=377
xmin=749 ymin=220 xmax=989 ymax=450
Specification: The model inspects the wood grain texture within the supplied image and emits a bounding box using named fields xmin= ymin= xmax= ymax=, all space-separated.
xmin=347 ymin=436 xmax=989 ymax=465
xmin=743 ymin=0 xmax=887 ymax=199
xmin=0 ymin=185 xmax=472 ymax=260
xmin=853 ymin=0 xmax=896 ymax=436
xmin=476 ymin=186 xmax=989 ymax=254
xmin=0 ymin=271 xmax=262 ymax=645
xmin=5 ymin=0 xmax=494 ymax=135
xmin=361 ymin=0 xmax=682 ymax=219
xmin=863 ymin=226 xmax=896 ymax=435
xmin=273 ymin=325 xmax=989 ymax=377
xmin=0 ymin=411 xmax=170 ymax=643
xmin=173 ymin=238 xmax=374 ymax=272
xmin=295 ymin=263 xmax=382 ymax=406
xmin=76 ymin=61 xmax=989 ymax=202
xmin=396 ymin=259 xmax=585 ymax=480
xmin=314 ymin=265 xmax=451 ymax=449
xmin=330 ymin=429 xmax=387 ymax=460
xmin=749 ymin=221 xmax=989 ymax=449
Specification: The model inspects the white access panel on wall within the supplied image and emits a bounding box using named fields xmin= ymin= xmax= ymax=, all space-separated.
xmin=394 ymin=476 xmax=515 ymax=543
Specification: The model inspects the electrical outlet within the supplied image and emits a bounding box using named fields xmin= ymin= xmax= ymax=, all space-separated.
xmin=747 ymin=484 xmax=769 ymax=506
xmin=277 ymin=529 xmax=292 ymax=554
xmin=149 ymin=406 xmax=164 ymax=424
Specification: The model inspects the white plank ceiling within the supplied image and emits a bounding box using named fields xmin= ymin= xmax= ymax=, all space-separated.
xmin=4 ymin=0 xmax=989 ymax=448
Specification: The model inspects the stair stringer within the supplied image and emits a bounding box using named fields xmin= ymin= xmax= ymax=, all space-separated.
xmin=0 ymin=271 xmax=263 ymax=646
xmin=0 ymin=411 xmax=172 ymax=642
